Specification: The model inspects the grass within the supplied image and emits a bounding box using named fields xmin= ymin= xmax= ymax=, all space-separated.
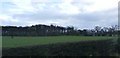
xmin=0 ymin=36 xmax=2 ymax=48
xmin=2 ymin=36 xmax=117 ymax=48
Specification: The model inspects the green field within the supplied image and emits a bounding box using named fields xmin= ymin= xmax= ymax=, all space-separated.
xmin=2 ymin=36 xmax=117 ymax=48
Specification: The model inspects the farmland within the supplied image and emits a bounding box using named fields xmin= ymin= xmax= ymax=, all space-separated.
xmin=2 ymin=36 xmax=117 ymax=48
xmin=2 ymin=36 xmax=118 ymax=56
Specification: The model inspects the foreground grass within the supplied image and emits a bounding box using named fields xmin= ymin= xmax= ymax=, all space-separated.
xmin=2 ymin=36 xmax=117 ymax=48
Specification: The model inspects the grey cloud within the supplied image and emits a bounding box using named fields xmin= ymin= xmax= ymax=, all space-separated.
xmin=0 ymin=20 xmax=29 ymax=26
xmin=10 ymin=7 xmax=117 ymax=29
xmin=66 ymin=8 xmax=118 ymax=29
xmin=73 ymin=8 xmax=117 ymax=22
xmin=12 ymin=11 xmax=70 ymax=21
xmin=0 ymin=0 xmax=118 ymax=29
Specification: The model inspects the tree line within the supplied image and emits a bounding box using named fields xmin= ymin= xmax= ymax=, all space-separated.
xmin=1 ymin=24 xmax=120 ymax=36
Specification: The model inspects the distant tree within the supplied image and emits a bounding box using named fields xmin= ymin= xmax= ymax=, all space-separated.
xmin=66 ymin=26 xmax=74 ymax=35
xmin=82 ymin=29 xmax=88 ymax=36
xmin=94 ymin=26 xmax=101 ymax=36
xmin=2 ymin=24 xmax=119 ymax=37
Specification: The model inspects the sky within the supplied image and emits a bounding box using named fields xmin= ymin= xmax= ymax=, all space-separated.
xmin=0 ymin=0 xmax=119 ymax=29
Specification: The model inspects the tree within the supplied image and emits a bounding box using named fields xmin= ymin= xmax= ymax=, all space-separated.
xmin=94 ymin=26 xmax=101 ymax=36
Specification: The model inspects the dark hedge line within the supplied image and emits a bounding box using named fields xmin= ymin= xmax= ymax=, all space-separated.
xmin=2 ymin=39 xmax=116 ymax=56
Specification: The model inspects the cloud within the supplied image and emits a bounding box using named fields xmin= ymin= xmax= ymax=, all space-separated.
xmin=72 ymin=8 xmax=118 ymax=28
xmin=78 ymin=0 xmax=119 ymax=13
xmin=0 ymin=0 xmax=119 ymax=29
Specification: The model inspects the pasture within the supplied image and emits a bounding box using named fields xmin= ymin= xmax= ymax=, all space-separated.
xmin=2 ymin=36 xmax=117 ymax=48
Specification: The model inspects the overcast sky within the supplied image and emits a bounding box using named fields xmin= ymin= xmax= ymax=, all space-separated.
xmin=0 ymin=0 xmax=119 ymax=29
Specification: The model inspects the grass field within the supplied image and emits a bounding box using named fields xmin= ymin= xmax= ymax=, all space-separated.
xmin=2 ymin=36 xmax=117 ymax=48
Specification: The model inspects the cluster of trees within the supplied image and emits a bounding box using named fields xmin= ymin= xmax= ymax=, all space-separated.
xmin=1 ymin=24 xmax=120 ymax=36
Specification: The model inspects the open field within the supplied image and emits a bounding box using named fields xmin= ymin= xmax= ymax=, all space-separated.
xmin=2 ymin=36 xmax=117 ymax=48
xmin=2 ymin=36 xmax=118 ymax=56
